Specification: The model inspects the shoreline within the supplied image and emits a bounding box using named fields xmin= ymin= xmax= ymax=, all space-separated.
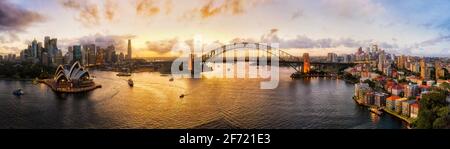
xmin=352 ymin=96 xmax=415 ymax=127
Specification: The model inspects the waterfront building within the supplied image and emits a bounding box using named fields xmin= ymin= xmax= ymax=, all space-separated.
xmin=386 ymin=96 xmax=400 ymax=111
xmin=402 ymin=100 xmax=416 ymax=117
xmin=364 ymin=92 xmax=375 ymax=105
xmin=54 ymin=61 xmax=95 ymax=89
xmin=395 ymin=98 xmax=408 ymax=113
xmin=374 ymin=92 xmax=388 ymax=107
xmin=410 ymin=103 xmax=419 ymax=119
xmin=354 ymin=83 xmax=372 ymax=104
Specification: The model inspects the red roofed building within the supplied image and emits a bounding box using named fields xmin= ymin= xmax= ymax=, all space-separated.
xmin=386 ymin=96 xmax=401 ymax=111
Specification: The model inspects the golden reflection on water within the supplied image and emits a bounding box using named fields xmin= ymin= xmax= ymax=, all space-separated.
xmin=369 ymin=112 xmax=380 ymax=124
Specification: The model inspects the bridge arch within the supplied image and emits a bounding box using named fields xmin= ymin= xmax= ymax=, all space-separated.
xmin=200 ymin=42 xmax=302 ymax=72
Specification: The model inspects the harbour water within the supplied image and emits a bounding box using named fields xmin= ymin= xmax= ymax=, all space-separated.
xmin=0 ymin=63 xmax=404 ymax=129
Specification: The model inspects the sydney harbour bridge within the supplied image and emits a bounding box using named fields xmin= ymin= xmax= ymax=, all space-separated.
xmin=142 ymin=42 xmax=366 ymax=78
xmin=189 ymin=42 xmax=361 ymax=77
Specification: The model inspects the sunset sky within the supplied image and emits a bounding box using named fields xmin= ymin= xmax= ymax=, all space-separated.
xmin=1 ymin=0 xmax=450 ymax=57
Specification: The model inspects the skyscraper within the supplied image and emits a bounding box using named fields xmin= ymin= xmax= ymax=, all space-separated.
xmin=96 ymin=47 xmax=105 ymax=65
xmin=327 ymin=53 xmax=337 ymax=63
xmin=378 ymin=50 xmax=385 ymax=72
xmin=86 ymin=44 xmax=96 ymax=65
xmin=397 ymin=55 xmax=405 ymax=69
xmin=303 ymin=53 xmax=310 ymax=73
xmin=420 ymin=58 xmax=428 ymax=80
xmin=44 ymin=36 xmax=50 ymax=50
xmin=435 ymin=60 xmax=444 ymax=80
xmin=73 ymin=45 xmax=82 ymax=63
xmin=127 ymin=39 xmax=132 ymax=60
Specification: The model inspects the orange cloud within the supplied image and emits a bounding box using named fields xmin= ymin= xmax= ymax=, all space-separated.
xmin=104 ymin=0 xmax=118 ymax=21
xmin=136 ymin=0 xmax=162 ymax=16
xmin=185 ymin=0 xmax=271 ymax=20
xmin=59 ymin=0 xmax=100 ymax=26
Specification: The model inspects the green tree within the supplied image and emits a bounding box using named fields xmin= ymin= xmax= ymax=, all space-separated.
xmin=415 ymin=91 xmax=450 ymax=129
xmin=440 ymin=82 xmax=450 ymax=91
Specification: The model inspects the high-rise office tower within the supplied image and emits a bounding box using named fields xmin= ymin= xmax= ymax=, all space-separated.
xmin=420 ymin=58 xmax=428 ymax=80
xmin=127 ymin=39 xmax=132 ymax=60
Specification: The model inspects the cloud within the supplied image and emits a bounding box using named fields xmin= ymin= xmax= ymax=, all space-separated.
xmin=0 ymin=0 xmax=46 ymax=32
xmin=136 ymin=0 xmax=162 ymax=17
xmin=104 ymin=0 xmax=118 ymax=21
xmin=59 ymin=0 xmax=101 ymax=26
xmin=0 ymin=32 xmax=20 ymax=44
xmin=60 ymin=0 xmax=119 ymax=26
xmin=419 ymin=35 xmax=450 ymax=47
xmin=145 ymin=38 xmax=179 ymax=54
xmin=180 ymin=0 xmax=271 ymax=20
xmin=260 ymin=28 xmax=281 ymax=43
xmin=319 ymin=0 xmax=385 ymax=20
xmin=258 ymin=28 xmax=398 ymax=49
xmin=0 ymin=46 xmax=20 ymax=55
xmin=291 ymin=9 xmax=304 ymax=20
xmin=61 ymin=0 xmax=83 ymax=9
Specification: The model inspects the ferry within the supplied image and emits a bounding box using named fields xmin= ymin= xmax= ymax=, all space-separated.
xmin=128 ymin=79 xmax=134 ymax=87
xmin=369 ymin=107 xmax=383 ymax=115
xmin=117 ymin=72 xmax=132 ymax=77
xmin=13 ymin=88 xmax=24 ymax=96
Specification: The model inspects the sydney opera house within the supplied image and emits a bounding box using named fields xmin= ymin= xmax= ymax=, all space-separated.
xmin=44 ymin=61 xmax=101 ymax=93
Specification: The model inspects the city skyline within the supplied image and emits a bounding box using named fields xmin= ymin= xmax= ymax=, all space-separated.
xmin=1 ymin=0 xmax=450 ymax=57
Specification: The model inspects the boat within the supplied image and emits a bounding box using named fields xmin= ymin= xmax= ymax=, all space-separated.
xmin=169 ymin=78 xmax=174 ymax=82
xmin=128 ymin=79 xmax=134 ymax=87
xmin=117 ymin=72 xmax=132 ymax=77
xmin=369 ymin=107 xmax=383 ymax=115
xmin=13 ymin=88 xmax=24 ymax=96
xmin=179 ymin=94 xmax=185 ymax=98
